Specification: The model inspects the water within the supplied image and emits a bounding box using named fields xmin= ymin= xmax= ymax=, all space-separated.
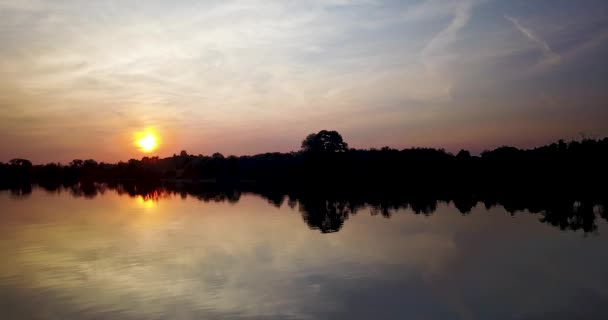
xmin=1 ymin=185 xmax=608 ymax=320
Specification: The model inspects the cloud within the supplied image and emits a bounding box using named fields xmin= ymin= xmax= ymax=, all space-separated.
xmin=1 ymin=0 xmax=608 ymax=161
xmin=417 ymin=0 xmax=475 ymax=101
xmin=0 ymin=0 xmax=48 ymax=12
xmin=505 ymin=15 xmax=561 ymax=65
xmin=560 ymin=29 xmax=608 ymax=64
xmin=401 ymin=0 xmax=462 ymax=22
xmin=421 ymin=0 xmax=474 ymax=55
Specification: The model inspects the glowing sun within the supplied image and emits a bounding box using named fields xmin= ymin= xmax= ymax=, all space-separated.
xmin=135 ymin=132 xmax=159 ymax=153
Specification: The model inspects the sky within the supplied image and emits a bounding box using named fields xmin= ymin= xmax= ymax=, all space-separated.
xmin=1 ymin=0 xmax=607 ymax=163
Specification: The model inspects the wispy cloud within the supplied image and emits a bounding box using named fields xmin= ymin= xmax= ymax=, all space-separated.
xmin=421 ymin=0 xmax=474 ymax=55
xmin=505 ymin=15 xmax=561 ymax=65
xmin=1 ymin=0 xmax=607 ymax=161
xmin=418 ymin=0 xmax=475 ymax=100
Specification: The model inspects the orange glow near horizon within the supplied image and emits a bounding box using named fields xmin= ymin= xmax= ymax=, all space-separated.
xmin=135 ymin=130 xmax=159 ymax=153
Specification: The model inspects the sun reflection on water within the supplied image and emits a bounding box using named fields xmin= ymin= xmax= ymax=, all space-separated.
xmin=136 ymin=196 xmax=156 ymax=209
xmin=131 ymin=189 xmax=171 ymax=210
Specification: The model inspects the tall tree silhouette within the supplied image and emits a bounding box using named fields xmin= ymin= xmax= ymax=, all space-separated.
xmin=301 ymin=130 xmax=348 ymax=153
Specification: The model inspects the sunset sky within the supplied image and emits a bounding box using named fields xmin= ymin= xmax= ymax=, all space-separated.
xmin=1 ymin=0 xmax=607 ymax=163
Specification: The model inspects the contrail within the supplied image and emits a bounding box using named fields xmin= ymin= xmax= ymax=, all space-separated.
xmin=505 ymin=15 xmax=561 ymax=65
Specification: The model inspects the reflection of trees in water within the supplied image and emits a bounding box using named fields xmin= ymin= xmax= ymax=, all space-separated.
xmin=2 ymin=181 xmax=606 ymax=234
xmin=536 ymin=201 xmax=598 ymax=233
xmin=2 ymin=182 xmax=32 ymax=198
xmin=298 ymin=198 xmax=355 ymax=233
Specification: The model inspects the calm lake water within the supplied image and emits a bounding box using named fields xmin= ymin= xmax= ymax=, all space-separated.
xmin=1 ymin=186 xmax=608 ymax=320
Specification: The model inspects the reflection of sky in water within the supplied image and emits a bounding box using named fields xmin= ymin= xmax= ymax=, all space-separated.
xmin=1 ymin=190 xmax=608 ymax=319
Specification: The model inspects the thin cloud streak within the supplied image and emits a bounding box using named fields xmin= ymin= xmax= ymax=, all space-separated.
xmin=505 ymin=15 xmax=561 ymax=65
xmin=419 ymin=0 xmax=475 ymax=101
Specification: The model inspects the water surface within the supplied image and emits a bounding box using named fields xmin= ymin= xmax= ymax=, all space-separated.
xmin=1 ymin=186 xmax=608 ymax=319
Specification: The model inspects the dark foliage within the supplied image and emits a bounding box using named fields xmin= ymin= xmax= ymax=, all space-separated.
xmin=2 ymin=130 xmax=608 ymax=234
xmin=2 ymin=131 xmax=607 ymax=195
xmin=301 ymin=130 xmax=348 ymax=153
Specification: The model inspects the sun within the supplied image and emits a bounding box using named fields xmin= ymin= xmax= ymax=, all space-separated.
xmin=135 ymin=132 xmax=158 ymax=153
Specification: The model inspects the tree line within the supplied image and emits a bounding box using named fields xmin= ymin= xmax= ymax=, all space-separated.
xmin=2 ymin=130 xmax=608 ymax=197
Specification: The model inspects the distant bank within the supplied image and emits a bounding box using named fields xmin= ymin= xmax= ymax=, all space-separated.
xmin=1 ymin=131 xmax=607 ymax=196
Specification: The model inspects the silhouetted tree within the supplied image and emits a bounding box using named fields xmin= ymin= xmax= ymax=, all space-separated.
xmin=69 ymin=159 xmax=84 ymax=168
xmin=301 ymin=130 xmax=348 ymax=153
xmin=9 ymin=159 xmax=32 ymax=167
xmin=7 ymin=158 xmax=33 ymax=181
xmin=456 ymin=149 xmax=471 ymax=159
